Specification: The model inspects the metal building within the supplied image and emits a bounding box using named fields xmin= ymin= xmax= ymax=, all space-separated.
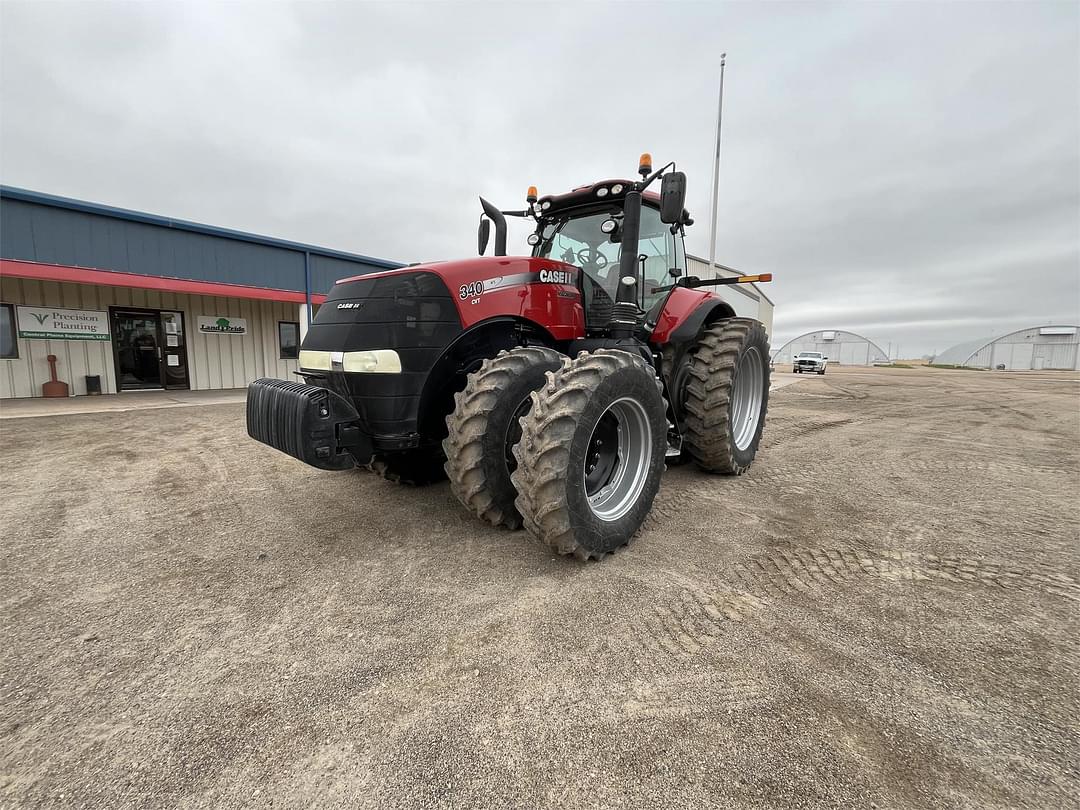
xmin=686 ymin=255 xmax=774 ymax=336
xmin=774 ymin=329 xmax=889 ymax=366
xmin=935 ymin=325 xmax=1080 ymax=370
xmin=0 ymin=187 xmax=400 ymax=399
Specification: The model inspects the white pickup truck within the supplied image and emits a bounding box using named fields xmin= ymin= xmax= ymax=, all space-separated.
xmin=792 ymin=351 xmax=828 ymax=374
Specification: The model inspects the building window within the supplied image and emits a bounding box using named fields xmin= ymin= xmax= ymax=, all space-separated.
xmin=1 ymin=304 xmax=17 ymax=359
xmin=279 ymin=321 xmax=300 ymax=360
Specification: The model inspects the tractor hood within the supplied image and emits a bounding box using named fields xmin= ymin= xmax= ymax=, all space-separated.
xmin=335 ymin=255 xmax=575 ymax=291
xmin=309 ymin=255 xmax=584 ymax=358
xmin=300 ymin=254 xmax=585 ymax=438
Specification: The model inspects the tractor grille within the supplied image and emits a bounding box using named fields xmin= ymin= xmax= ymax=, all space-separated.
xmin=305 ymin=271 xmax=461 ymax=357
xmin=300 ymin=270 xmax=461 ymax=437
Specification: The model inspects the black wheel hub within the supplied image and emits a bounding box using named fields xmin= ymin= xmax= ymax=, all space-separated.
xmin=584 ymin=412 xmax=620 ymax=496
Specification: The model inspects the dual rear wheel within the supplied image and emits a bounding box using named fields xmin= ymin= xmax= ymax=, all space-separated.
xmin=441 ymin=319 xmax=770 ymax=559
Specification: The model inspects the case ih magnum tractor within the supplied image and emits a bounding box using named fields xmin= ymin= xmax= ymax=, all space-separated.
xmin=247 ymin=154 xmax=772 ymax=560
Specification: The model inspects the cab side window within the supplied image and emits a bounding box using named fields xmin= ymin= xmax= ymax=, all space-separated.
xmin=638 ymin=205 xmax=686 ymax=310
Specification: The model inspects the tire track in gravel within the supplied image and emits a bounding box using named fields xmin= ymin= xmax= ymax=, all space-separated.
xmin=645 ymin=413 xmax=856 ymax=522
xmin=637 ymin=546 xmax=1080 ymax=657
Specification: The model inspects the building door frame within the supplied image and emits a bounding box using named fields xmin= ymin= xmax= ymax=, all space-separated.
xmin=109 ymin=306 xmax=191 ymax=392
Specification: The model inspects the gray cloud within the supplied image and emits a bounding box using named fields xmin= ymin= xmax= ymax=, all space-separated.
xmin=2 ymin=0 xmax=1077 ymax=356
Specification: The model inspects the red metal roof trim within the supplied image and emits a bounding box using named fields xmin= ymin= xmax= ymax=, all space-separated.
xmin=0 ymin=259 xmax=326 ymax=304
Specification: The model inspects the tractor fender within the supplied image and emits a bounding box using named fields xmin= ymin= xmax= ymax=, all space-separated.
xmin=415 ymin=316 xmax=560 ymax=440
xmin=650 ymin=288 xmax=737 ymax=347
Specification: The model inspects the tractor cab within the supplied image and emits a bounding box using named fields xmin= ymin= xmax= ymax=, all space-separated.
xmin=527 ymin=181 xmax=687 ymax=332
xmin=478 ymin=154 xmax=693 ymax=337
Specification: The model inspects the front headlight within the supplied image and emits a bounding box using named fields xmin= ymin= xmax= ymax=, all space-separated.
xmin=299 ymin=349 xmax=332 ymax=371
xmin=342 ymin=349 xmax=402 ymax=374
xmin=299 ymin=348 xmax=402 ymax=373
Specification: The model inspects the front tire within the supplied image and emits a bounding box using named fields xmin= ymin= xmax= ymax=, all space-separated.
xmin=681 ymin=318 xmax=770 ymax=474
xmin=511 ymin=350 xmax=667 ymax=561
xmin=443 ymin=346 xmax=564 ymax=529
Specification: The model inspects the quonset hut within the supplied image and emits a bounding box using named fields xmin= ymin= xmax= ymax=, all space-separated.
xmin=773 ymin=330 xmax=889 ymax=366
xmin=935 ymin=326 xmax=1080 ymax=370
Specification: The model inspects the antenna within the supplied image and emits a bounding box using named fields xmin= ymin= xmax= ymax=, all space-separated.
xmin=707 ymin=53 xmax=727 ymax=277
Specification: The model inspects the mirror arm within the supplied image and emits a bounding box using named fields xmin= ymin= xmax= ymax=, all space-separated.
xmin=637 ymin=161 xmax=676 ymax=191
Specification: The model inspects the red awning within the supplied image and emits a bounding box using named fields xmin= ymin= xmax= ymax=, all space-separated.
xmin=0 ymin=259 xmax=327 ymax=304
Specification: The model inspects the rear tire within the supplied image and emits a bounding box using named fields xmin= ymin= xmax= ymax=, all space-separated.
xmin=511 ymin=350 xmax=667 ymax=561
xmin=681 ymin=318 xmax=770 ymax=474
xmin=368 ymin=447 xmax=446 ymax=486
xmin=443 ymin=346 xmax=565 ymax=529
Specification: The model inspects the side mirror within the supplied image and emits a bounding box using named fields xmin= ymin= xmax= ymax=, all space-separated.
xmin=659 ymin=171 xmax=687 ymax=224
xmin=478 ymin=218 xmax=490 ymax=255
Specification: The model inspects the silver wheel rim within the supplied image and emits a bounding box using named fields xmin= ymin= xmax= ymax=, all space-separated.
xmin=730 ymin=346 xmax=764 ymax=451
xmin=584 ymin=397 xmax=653 ymax=522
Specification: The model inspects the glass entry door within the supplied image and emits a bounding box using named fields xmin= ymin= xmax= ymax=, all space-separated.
xmin=111 ymin=308 xmax=190 ymax=391
xmin=113 ymin=310 xmax=163 ymax=389
xmin=160 ymin=311 xmax=190 ymax=390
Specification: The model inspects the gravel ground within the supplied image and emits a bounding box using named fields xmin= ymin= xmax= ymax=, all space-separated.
xmin=1 ymin=367 xmax=1077 ymax=809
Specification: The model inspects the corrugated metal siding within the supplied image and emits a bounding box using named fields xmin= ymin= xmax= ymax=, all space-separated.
xmin=0 ymin=278 xmax=300 ymax=398
xmin=685 ymin=256 xmax=774 ymax=335
xmin=309 ymin=253 xmax=379 ymax=292
xmin=1 ymin=197 xmax=393 ymax=295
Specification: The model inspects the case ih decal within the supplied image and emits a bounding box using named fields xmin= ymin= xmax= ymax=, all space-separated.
xmin=458 ymin=269 xmax=578 ymax=300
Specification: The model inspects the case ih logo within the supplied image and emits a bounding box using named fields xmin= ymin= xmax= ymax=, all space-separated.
xmin=539 ymin=269 xmax=575 ymax=285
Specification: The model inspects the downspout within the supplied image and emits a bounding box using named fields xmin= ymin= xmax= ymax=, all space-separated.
xmin=303 ymin=251 xmax=312 ymax=333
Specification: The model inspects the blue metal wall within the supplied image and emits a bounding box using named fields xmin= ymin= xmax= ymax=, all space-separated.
xmin=0 ymin=188 xmax=402 ymax=295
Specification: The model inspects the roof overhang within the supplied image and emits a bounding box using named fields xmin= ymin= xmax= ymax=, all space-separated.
xmin=0 ymin=259 xmax=327 ymax=304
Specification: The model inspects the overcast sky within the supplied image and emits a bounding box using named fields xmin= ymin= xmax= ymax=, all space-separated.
xmin=2 ymin=1 xmax=1077 ymax=356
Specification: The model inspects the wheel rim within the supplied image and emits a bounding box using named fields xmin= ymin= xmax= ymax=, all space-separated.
xmin=584 ymin=397 xmax=653 ymax=522
xmin=730 ymin=346 xmax=764 ymax=451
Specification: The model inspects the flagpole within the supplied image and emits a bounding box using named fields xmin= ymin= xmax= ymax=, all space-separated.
xmin=707 ymin=53 xmax=727 ymax=277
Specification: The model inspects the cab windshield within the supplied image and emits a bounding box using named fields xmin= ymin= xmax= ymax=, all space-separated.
xmin=531 ymin=204 xmax=685 ymax=313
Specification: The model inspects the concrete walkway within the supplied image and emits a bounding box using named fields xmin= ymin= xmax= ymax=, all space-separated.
xmin=1 ymin=372 xmax=803 ymax=420
xmin=0 ymin=388 xmax=247 ymax=419
xmin=770 ymin=372 xmax=807 ymax=392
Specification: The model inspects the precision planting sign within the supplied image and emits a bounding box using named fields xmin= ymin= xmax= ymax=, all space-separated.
xmin=17 ymin=306 xmax=110 ymax=341
xmin=197 ymin=316 xmax=247 ymax=336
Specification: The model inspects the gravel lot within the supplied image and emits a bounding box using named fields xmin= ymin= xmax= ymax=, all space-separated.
xmin=1 ymin=367 xmax=1078 ymax=809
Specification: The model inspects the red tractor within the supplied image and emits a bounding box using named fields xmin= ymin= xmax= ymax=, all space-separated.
xmin=247 ymin=154 xmax=772 ymax=560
